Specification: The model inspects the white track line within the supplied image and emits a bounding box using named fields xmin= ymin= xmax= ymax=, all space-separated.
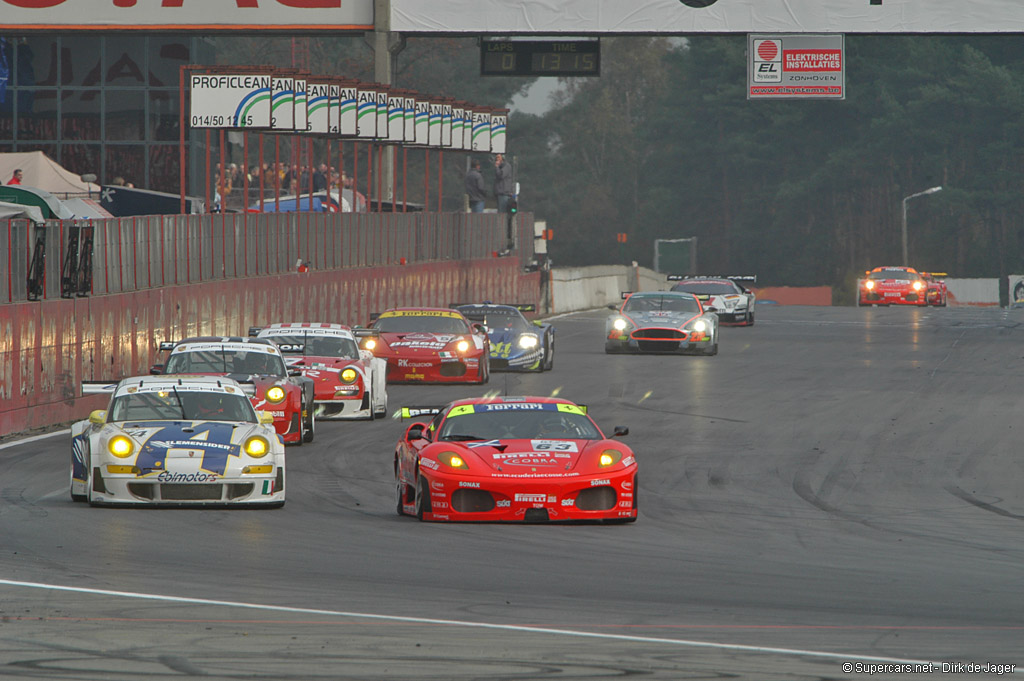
xmin=0 ymin=429 xmax=68 ymax=450
xmin=2 ymin=578 xmax=1011 ymax=671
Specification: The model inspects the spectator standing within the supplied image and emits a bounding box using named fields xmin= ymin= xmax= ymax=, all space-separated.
xmin=493 ymin=153 xmax=513 ymax=213
xmin=465 ymin=159 xmax=486 ymax=213
xmin=7 ymin=168 xmax=23 ymax=185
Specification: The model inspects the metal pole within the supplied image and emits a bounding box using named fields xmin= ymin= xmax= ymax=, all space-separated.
xmin=901 ymin=197 xmax=909 ymax=266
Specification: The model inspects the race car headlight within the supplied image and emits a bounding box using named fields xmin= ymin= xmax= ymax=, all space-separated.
xmin=108 ymin=435 xmax=135 ymax=458
xmin=519 ymin=334 xmax=539 ymax=349
xmin=865 ymin=280 xmax=876 ymax=290
xmin=340 ymin=368 xmax=358 ymax=384
xmin=612 ymin=318 xmax=628 ymax=331
xmin=437 ymin=451 xmax=469 ymax=469
xmin=913 ymin=280 xmax=924 ymax=291
xmin=691 ymin=320 xmax=707 ymax=333
xmin=599 ymin=450 xmax=623 ymax=467
xmin=265 ymin=386 xmax=286 ymax=403
xmin=244 ymin=436 xmax=270 ymax=458
xmin=363 ymin=338 xmax=377 ymax=351
xmin=456 ymin=340 xmax=470 ymax=353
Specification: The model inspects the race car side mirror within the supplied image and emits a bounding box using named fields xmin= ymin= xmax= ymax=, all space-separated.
xmin=612 ymin=425 xmax=629 ymax=437
xmin=258 ymin=412 xmax=275 ymax=425
xmin=472 ymin=323 xmax=487 ymax=334
xmin=88 ymin=410 xmax=107 ymax=425
xmin=532 ymin=320 xmax=544 ymax=327
xmin=288 ymin=369 xmax=303 ymax=377
xmin=149 ymin=364 xmax=164 ymax=375
xmin=405 ymin=422 xmax=428 ymax=441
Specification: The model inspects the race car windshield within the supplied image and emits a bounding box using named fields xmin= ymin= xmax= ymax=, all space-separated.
xmin=165 ymin=349 xmax=287 ymax=377
xmin=266 ymin=335 xmax=359 ymax=359
xmin=374 ymin=315 xmax=470 ymax=334
xmin=671 ymin=282 xmax=736 ymax=295
xmin=869 ymin=269 xmax=921 ymax=281
xmin=623 ymin=295 xmax=699 ymax=314
xmin=438 ymin=408 xmax=601 ymax=440
xmin=110 ymin=390 xmax=257 ymax=422
xmin=461 ymin=309 xmax=530 ymax=332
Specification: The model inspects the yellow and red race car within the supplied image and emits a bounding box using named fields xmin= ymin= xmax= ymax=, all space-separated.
xmin=858 ymin=266 xmax=928 ymax=307
xmin=364 ymin=307 xmax=490 ymax=384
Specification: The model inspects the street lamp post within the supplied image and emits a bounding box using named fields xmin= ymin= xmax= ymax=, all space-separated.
xmin=901 ymin=186 xmax=943 ymax=266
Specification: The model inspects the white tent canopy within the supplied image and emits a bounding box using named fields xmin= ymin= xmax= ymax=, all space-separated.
xmin=0 ymin=151 xmax=101 ymax=196
xmin=0 ymin=201 xmax=46 ymax=224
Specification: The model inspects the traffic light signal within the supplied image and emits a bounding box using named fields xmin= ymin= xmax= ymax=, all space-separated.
xmin=508 ymin=198 xmax=518 ymax=214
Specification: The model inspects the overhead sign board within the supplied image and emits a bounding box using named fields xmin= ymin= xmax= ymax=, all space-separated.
xmin=1 ymin=0 xmax=373 ymax=30
xmin=391 ymin=0 xmax=1024 ymax=34
xmin=189 ymin=74 xmax=271 ymax=128
xmin=748 ymin=34 xmax=844 ymax=99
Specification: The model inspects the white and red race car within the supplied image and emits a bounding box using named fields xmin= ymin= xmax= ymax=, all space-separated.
xmin=252 ymin=323 xmax=388 ymax=420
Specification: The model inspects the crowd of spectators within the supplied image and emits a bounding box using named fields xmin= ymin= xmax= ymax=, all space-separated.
xmin=212 ymin=161 xmax=366 ymax=212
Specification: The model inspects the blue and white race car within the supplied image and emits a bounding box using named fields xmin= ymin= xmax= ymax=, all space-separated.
xmin=453 ymin=303 xmax=555 ymax=372
xmin=70 ymin=375 xmax=286 ymax=507
xmin=667 ymin=275 xmax=757 ymax=326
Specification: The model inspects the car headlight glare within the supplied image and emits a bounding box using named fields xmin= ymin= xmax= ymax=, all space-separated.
xmin=108 ymin=435 xmax=134 ymax=458
xmin=438 ymin=451 xmax=469 ymax=469
xmin=913 ymin=281 xmax=924 ymax=291
xmin=340 ymin=368 xmax=358 ymax=383
xmin=865 ymin=280 xmax=876 ymax=290
xmin=244 ymin=436 xmax=270 ymax=458
xmin=693 ymin=320 xmax=707 ymax=332
xmin=266 ymin=386 xmax=286 ymax=403
xmin=363 ymin=338 xmax=377 ymax=351
xmin=456 ymin=340 xmax=470 ymax=353
xmin=613 ymin=318 xmax=628 ymax=331
xmin=599 ymin=450 xmax=623 ymax=467
xmin=519 ymin=334 xmax=539 ymax=349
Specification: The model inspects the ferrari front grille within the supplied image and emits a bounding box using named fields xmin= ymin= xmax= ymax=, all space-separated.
xmin=523 ymin=508 xmax=550 ymax=522
xmin=576 ymin=486 xmax=616 ymax=511
xmin=439 ymin=362 xmax=467 ymax=377
xmin=632 ymin=328 xmax=685 ymax=340
xmin=452 ymin=488 xmax=495 ymax=512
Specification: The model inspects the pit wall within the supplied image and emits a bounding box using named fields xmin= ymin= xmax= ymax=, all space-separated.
xmin=0 ymin=258 xmax=539 ymax=436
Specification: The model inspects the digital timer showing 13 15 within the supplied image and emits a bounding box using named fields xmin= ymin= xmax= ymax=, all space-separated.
xmin=481 ymin=40 xmax=600 ymax=77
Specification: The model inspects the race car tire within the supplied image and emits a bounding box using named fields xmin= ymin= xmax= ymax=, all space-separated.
xmin=70 ymin=447 xmax=89 ymax=503
xmin=747 ymin=311 xmax=755 ymax=326
xmin=542 ymin=338 xmax=555 ymax=371
xmin=604 ymin=342 xmax=622 ymax=354
xmin=395 ymin=479 xmax=406 ymax=516
xmin=290 ymin=413 xmax=303 ymax=447
xmin=703 ymin=336 xmax=719 ymax=356
xmin=302 ymin=408 xmax=315 ymax=443
xmin=415 ymin=477 xmax=431 ymax=521
xmin=475 ymin=356 xmax=490 ymax=384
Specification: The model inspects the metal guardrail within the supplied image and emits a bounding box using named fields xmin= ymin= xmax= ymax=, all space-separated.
xmin=2 ymin=212 xmax=532 ymax=303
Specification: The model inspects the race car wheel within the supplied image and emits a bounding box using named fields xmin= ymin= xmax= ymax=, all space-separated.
xmin=395 ymin=479 xmax=406 ymax=516
xmin=542 ymin=338 xmax=555 ymax=371
xmin=703 ymin=334 xmax=719 ymax=356
xmin=70 ymin=447 xmax=89 ymax=503
xmin=747 ymin=311 xmax=755 ymax=326
xmin=415 ymin=477 xmax=431 ymax=521
xmin=303 ymin=407 xmax=315 ymax=443
xmin=475 ymin=356 xmax=490 ymax=384
xmin=290 ymin=413 xmax=303 ymax=447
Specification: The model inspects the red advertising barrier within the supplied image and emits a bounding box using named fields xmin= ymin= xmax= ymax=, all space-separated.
xmin=0 ymin=258 xmax=540 ymax=436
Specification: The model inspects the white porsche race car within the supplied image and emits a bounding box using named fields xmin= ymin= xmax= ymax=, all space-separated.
xmin=70 ymin=375 xmax=286 ymax=507
xmin=668 ymin=275 xmax=757 ymax=326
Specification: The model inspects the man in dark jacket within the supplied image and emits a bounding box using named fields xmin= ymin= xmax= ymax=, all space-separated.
xmin=493 ymin=153 xmax=514 ymax=212
xmin=465 ymin=159 xmax=486 ymax=213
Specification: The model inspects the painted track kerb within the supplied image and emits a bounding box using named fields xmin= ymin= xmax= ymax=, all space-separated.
xmin=0 ymin=578 xmax=996 ymax=670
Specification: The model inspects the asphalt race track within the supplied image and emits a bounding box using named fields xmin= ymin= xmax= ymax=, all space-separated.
xmin=1 ymin=305 xmax=1022 ymax=680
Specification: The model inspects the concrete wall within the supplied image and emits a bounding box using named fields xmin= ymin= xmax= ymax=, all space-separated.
xmin=947 ymin=279 xmax=999 ymax=306
xmin=547 ymin=264 xmax=662 ymax=313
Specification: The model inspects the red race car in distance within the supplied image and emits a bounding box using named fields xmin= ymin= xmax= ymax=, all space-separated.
xmin=364 ymin=307 xmax=490 ymax=384
xmin=858 ymin=266 xmax=928 ymax=307
xmin=394 ymin=396 xmax=638 ymax=523
xmin=252 ymin=323 xmax=388 ymax=420
xmin=919 ymin=272 xmax=949 ymax=307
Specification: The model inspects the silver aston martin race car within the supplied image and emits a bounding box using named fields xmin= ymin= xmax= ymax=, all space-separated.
xmin=605 ymin=291 xmax=719 ymax=356
xmin=70 ymin=375 xmax=286 ymax=507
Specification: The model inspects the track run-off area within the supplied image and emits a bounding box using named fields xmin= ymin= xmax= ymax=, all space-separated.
xmin=1 ymin=305 xmax=1022 ymax=680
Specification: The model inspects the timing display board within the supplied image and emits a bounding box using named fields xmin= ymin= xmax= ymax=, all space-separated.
xmin=481 ymin=40 xmax=599 ymax=77
xmin=189 ymin=74 xmax=271 ymax=128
